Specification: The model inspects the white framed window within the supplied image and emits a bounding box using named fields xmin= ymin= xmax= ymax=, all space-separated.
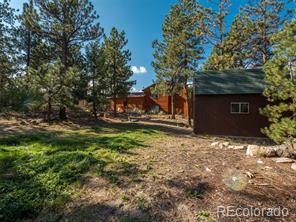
xmin=231 ymin=102 xmax=249 ymax=114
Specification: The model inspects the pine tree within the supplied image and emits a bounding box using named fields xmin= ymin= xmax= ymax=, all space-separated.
xmin=245 ymin=0 xmax=288 ymax=66
xmin=70 ymin=46 xmax=88 ymax=102
xmin=0 ymin=0 xmax=15 ymax=51
xmin=103 ymin=28 xmax=135 ymax=116
xmin=261 ymin=20 xmax=296 ymax=145
xmin=202 ymin=0 xmax=231 ymax=70
xmin=207 ymin=0 xmax=231 ymax=56
xmin=0 ymin=0 xmax=18 ymax=110
xmin=152 ymin=0 xmax=209 ymax=122
xmin=175 ymin=0 xmax=209 ymax=125
xmin=25 ymin=0 xmax=103 ymax=119
xmin=203 ymin=0 xmax=231 ymax=70
xmin=152 ymin=39 xmax=182 ymax=120
xmin=152 ymin=5 xmax=184 ymax=120
xmin=204 ymin=0 xmax=292 ymax=70
xmin=18 ymin=0 xmax=36 ymax=73
xmin=85 ymin=41 xmax=108 ymax=119
xmin=204 ymin=11 xmax=254 ymax=70
xmin=28 ymin=61 xmax=79 ymax=122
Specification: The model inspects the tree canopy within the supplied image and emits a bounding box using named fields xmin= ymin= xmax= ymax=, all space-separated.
xmin=204 ymin=0 xmax=292 ymax=70
xmin=261 ymin=20 xmax=296 ymax=144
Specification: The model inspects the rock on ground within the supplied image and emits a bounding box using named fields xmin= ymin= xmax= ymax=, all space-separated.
xmin=246 ymin=145 xmax=287 ymax=158
xmin=272 ymin=158 xmax=295 ymax=163
xmin=291 ymin=163 xmax=296 ymax=171
xmin=210 ymin=142 xmax=219 ymax=147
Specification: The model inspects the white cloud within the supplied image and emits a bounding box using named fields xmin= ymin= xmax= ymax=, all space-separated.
xmin=131 ymin=66 xmax=147 ymax=74
xmin=130 ymin=87 xmax=141 ymax=92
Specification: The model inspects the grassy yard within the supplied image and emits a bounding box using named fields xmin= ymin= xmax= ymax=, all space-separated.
xmin=0 ymin=121 xmax=163 ymax=222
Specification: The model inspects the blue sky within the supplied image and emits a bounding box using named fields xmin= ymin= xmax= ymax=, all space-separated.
xmin=9 ymin=0 xmax=291 ymax=90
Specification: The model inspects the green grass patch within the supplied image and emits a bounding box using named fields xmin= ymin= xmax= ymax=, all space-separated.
xmin=196 ymin=210 xmax=217 ymax=222
xmin=0 ymin=122 xmax=162 ymax=221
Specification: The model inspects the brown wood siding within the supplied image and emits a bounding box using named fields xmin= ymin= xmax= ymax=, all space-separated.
xmin=174 ymin=95 xmax=186 ymax=115
xmin=143 ymin=88 xmax=171 ymax=113
xmin=127 ymin=97 xmax=145 ymax=111
xmin=111 ymin=98 xmax=125 ymax=112
xmin=109 ymin=85 xmax=191 ymax=117
xmin=143 ymin=87 xmax=190 ymax=116
xmin=194 ymin=94 xmax=269 ymax=137
xmin=146 ymin=95 xmax=171 ymax=113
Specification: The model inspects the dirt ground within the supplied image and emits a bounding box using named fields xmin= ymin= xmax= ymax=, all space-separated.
xmin=1 ymin=116 xmax=296 ymax=222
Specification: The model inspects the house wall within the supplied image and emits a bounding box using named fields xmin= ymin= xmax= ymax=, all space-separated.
xmin=143 ymin=87 xmax=171 ymax=113
xmin=110 ymin=98 xmax=125 ymax=112
xmin=109 ymin=85 xmax=191 ymax=117
xmin=127 ymin=97 xmax=145 ymax=111
xmin=143 ymin=86 xmax=191 ymax=117
xmin=194 ymin=94 xmax=268 ymax=137
xmin=110 ymin=97 xmax=146 ymax=112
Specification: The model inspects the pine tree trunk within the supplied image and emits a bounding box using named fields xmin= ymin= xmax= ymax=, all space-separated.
xmin=112 ymin=59 xmax=117 ymax=117
xmin=59 ymin=35 xmax=69 ymax=121
xmin=92 ymin=78 xmax=97 ymax=119
xmin=184 ymin=84 xmax=192 ymax=127
xmin=218 ymin=0 xmax=224 ymax=56
xmin=262 ymin=2 xmax=268 ymax=65
xmin=113 ymin=97 xmax=117 ymax=117
xmin=47 ymin=96 xmax=52 ymax=123
xmin=26 ymin=30 xmax=31 ymax=74
xmin=59 ymin=107 xmax=67 ymax=120
xmin=262 ymin=48 xmax=267 ymax=65
xmin=171 ymin=93 xmax=175 ymax=120
xmin=93 ymin=101 xmax=97 ymax=119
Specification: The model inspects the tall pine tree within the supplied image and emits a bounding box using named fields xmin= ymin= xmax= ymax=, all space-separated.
xmin=176 ymin=0 xmax=209 ymax=125
xmin=204 ymin=0 xmax=292 ymax=70
xmin=203 ymin=0 xmax=231 ymax=70
xmin=18 ymin=0 xmax=36 ymax=74
xmin=204 ymin=11 xmax=254 ymax=70
xmin=152 ymin=0 xmax=209 ymax=123
xmin=0 ymin=0 xmax=18 ymax=111
xmin=208 ymin=0 xmax=231 ymax=55
xmin=152 ymin=5 xmax=183 ymax=120
xmin=152 ymin=38 xmax=182 ymax=120
xmin=245 ymin=0 xmax=288 ymax=66
xmin=85 ymin=41 xmax=108 ymax=119
xmin=28 ymin=61 xmax=79 ymax=122
xmin=25 ymin=0 xmax=103 ymax=119
xmin=103 ymin=27 xmax=135 ymax=116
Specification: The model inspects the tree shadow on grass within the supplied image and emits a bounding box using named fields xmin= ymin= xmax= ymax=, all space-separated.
xmin=0 ymin=152 xmax=92 ymax=221
xmin=0 ymin=130 xmax=147 ymax=153
xmin=0 ymin=130 xmax=149 ymax=222
xmin=0 ymin=149 xmax=149 ymax=221
xmin=76 ymin=119 xmax=192 ymax=136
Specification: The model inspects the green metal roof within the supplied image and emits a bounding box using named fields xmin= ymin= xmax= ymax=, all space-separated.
xmin=194 ymin=69 xmax=265 ymax=95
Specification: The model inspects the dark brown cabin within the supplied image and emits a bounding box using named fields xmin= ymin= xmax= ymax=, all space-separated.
xmin=193 ymin=69 xmax=269 ymax=137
